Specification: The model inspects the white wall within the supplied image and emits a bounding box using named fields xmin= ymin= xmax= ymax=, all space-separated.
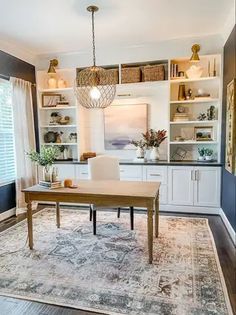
xmin=36 ymin=34 xmax=223 ymax=70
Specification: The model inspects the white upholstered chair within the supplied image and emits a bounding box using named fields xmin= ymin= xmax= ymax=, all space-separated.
xmin=88 ymin=155 xmax=134 ymax=235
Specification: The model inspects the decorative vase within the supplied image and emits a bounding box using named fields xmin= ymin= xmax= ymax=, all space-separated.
xmin=57 ymin=78 xmax=67 ymax=89
xmin=43 ymin=166 xmax=52 ymax=182
xmin=150 ymin=147 xmax=160 ymax=160
xmin=198 ymin=156 xmax=205 ymax=161
xmin=136 ymin=147 xmax=145 ymax=159
xmin=205 ymin=155 xmax=212 ymax=161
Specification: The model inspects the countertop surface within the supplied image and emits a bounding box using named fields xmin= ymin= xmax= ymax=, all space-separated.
xmin=54 ymin=159 xmax=222 ymax=167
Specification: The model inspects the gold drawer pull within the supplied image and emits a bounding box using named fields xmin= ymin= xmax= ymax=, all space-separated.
xmin=81 ymin=172 xmax=88 ymax=175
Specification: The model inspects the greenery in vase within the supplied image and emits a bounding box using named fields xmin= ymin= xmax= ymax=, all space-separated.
xmin=198 ymin=147 xmax=205 ymax=157
xmin=27 ymin=146 xmax=60 ymax=171
xmin=142 ymin=129 xmax=167 ymax=148
xmin=204 ymin=148 xmax=213 ymax=156
xmin=130 ymin=139 xmax=146 ymax=149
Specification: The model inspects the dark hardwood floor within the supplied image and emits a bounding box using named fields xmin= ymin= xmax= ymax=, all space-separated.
xmin=0 ymin=206 xmax=235 ymax=315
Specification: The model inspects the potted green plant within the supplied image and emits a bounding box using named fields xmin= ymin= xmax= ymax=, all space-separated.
xmin=198 ymin=147 xmax=205 ymax=161
xmin=142 ymin=129 xmax=167 ymax=160
xmin=130 ymin=139 xmax=146 ymax=159
xmin=27 ymin=146 xmax=59 ymax=182
xmin=204 ymin=148 xmax=214 ymax=161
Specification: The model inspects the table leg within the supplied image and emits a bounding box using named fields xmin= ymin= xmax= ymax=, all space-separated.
xmin=56 ymin=202 xmax=60 ymax=228
xmin=27 ymin=201 xmax=33 ymax=250
xmin=147 ymin=205 xmax=153 ymax=264
xmin=155 ymin=193 xmax=159 ymax=238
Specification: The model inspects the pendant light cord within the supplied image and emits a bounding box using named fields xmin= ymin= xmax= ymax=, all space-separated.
xmin=91 ymin=10 xmax=96 ymax=67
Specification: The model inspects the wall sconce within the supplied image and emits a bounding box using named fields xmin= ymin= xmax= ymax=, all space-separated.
xmin=47 ymin=59 xmax=58 ymax=74
xmin=190 ymin=44 xmax=200 ymax=62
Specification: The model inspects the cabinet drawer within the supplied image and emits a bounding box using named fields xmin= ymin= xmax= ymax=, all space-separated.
xmin=145 ymin=166 xmax=167 ymax=184
xmin=76 ymin=165 xmax=89 ymax=179
xmin=55 ymin=164 xmax=76 ymax=180
xmin=119 ymin=165 xmax=143 ymax=180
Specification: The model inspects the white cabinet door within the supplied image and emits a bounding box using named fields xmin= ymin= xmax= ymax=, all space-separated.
xmin=56 ymin=164 xmax=76 ymax=180
xmin=168 ymin=166 xmax=194 ymax=206
xmin=76 ymin=165 xmax=89 ymax=179
xmin=119 ymin=165 xmax=143 ymax=181
xmin=194 ymin=167 xmax=221 ymax=207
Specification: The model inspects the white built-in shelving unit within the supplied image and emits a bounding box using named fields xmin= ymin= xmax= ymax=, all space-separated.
xmin=36 ymin=54 xmax=222 ymax=163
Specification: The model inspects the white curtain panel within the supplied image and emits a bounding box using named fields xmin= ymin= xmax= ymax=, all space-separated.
xmin=10 ymin=77 xmax=37 ymax=215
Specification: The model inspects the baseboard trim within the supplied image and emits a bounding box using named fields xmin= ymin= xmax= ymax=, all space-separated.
xmin=219 ymin=208 xmax=236 ymax=246
xmin=160 ymin=205 xmax=220 ymax=215
xmin=0 ymin=208 xmax=16 ymax=221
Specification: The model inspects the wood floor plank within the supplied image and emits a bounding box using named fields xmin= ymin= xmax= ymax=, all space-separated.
xmin=0 ymin=206 xmax=235 ymax=315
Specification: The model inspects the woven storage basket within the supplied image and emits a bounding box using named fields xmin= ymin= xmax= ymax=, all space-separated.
xmin=121 ymin=67 xmax=141 ymax=84
xmin=99 ymin=68 xmax=119 ymax=85
xmin=142 ymin=64 xmax=165 ymax=82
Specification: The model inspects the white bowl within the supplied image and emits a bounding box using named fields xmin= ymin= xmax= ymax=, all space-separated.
xmin=186 ymin=65 xmax=203 ymax=79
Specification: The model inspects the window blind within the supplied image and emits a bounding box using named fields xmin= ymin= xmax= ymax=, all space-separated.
xmin=0 ymin=78 xmax=16 ymax=186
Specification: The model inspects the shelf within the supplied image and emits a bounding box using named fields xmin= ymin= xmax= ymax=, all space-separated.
xmin=170 ymin=141 xmax=218 ymax=145
xmin=40 ymin=125 xmax=77 ymax=128
xmin=39 ymin=106 xmax=76 ymax=110
xmin=170 ymin=98 xmax=219 ymax=104
xmin=170 ymin=120 xmax=218 ymax=125
xmin=170 ymin=76 xmax=220 ymax=83
xmin=43 ymin=143 xmax=77 ymax=146
xmin=38 ymin=87 xmax=74 ymax=93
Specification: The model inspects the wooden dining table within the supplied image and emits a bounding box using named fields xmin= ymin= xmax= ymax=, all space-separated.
xmin=23 ymin=180 xmax=160 ymax=264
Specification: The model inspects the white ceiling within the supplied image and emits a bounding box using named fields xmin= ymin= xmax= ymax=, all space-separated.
xmin=0 ymin=0 xmax=234 ymax=56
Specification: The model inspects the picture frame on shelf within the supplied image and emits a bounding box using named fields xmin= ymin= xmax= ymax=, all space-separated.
xmin=42 ymin=93 xmax=62 ymax=107
xmin=194 ymin=126 xmax=213 ymax=141
xmin=225 ymin=78 xmax=236 ymax=175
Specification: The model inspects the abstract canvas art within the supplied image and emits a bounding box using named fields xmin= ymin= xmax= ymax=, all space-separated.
xmin=225 ymin=78 xmax=236 ymax=175
xmin=104 ymin=104 xmax=147 ymax=150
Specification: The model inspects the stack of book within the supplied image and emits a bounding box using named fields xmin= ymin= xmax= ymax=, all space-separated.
xmin=173 ymin=113 xmax=189 ymax=122
xmin=39 ymin=181 xmax=62 ymax=189
xmin=170 ymin=63 xmax=179 ymax=78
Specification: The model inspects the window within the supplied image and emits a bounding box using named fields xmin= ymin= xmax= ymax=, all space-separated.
xmin=0 ymin=78 xmax=16 ymax=186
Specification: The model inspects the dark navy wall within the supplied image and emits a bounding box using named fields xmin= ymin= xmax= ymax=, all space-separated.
xmin=0 ymin=50 xmax=37 ymax=214
xmin=221 ymin=25 xmax=236 ymax=232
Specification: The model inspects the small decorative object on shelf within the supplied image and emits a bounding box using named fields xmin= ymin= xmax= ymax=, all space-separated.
xmin=130 ymin=139 xmax=146 ymax=159
xmin=57 ymin=78 xmax=67 ymax=89
xmin=50 ymin=112 xmax=61 ymax=124
xmin=80 ymin=152 xmax=96 ymax=161
xmin=186 ymin=88 xmax=194 ymax=100
xmin=44 ymin=131 xmax=58 ymax=143
xmin=48 ymin=77 xmax=57 ymax=89
xmin=195 ymin=89 xmax=210 ymax=99
xmin=204 ymin=148 xmax=214 ymax=161
xmin=42 ymin=93 xmax=61 ymax=107
xmin=213 ymin=58 xmax=216 ymax=76
xmin=142 ymin=129 xmax=167 ymax=160
xmin=69 ymin=132 xmax=77 ymax=143
xmin=58 ymin=116 xmax=70 ymax=125
xmin=178 ymin=71 xmax=185 ymax=78
xmin=173 ymin=105 xmax=189 ymax=121
xmin=186 ymin=65 xmax=203 ymax=79
xmin=178 ymin=84 xmax=186 ymax=101
xmin=197 ymin=113 xmax=207 ymax=121
xmin=198 ymin=147 xmax=205 ymax=161
xmin=56 ymin=132 xmax=63 ymax=143
xmin=207 ymin=105 xmax=216 ymax=120
xmin=27 ymin=146 xmax=59 ymax=182
xmin=56 ymin=96 xmax=70 ymax=106
xmin=172 ymin=147 xmax=187 ymax=161
xmin=195 ymin=126 xmax=213 ymax=141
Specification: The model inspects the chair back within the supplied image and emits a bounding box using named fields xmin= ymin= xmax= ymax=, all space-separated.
xmin=88 ymin=155 xmax=120 ymax=180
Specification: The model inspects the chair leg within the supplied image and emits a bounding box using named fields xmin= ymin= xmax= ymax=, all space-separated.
xmin=130 ymin=206 xmax=134 ymax=230
xmin=89 ymin=205 xmax=92 ymax=221
xmin=117 ymin=207 xmax=121 ymax=218
xmin=93 ymin=209 xmax=97 ymax=235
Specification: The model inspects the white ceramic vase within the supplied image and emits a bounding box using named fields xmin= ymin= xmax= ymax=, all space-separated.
xmin=136 ymin=147 xmax=145 ymax=159
xmin=48 ymin=77 xmax=57 ymax=89
xmin=150 ymin=147 xmax=160 ymax=160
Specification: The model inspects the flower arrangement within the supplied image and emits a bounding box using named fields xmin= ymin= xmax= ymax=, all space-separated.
xmin=198 ymin=147 xmax=205 ymax=157
xmin=198 ymin=147 xmax=214 ymax=161
xmin=27 ymin=146 xmax=59 ymax=171
xmin=130 ymin=139 xmax=146 ymax=149
xmin=142 ymin=129 xmax=167 ymax=148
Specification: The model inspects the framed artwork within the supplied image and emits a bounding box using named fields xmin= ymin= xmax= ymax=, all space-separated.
xmin=104 ymin=104 xmax=148 ymax=150
xmin=42 ymin=93 xmax=61 ymax=107
xmin=225 ymin=78 xmax=236 ymax=175
xmin=194 ymin=126 xmax=213 ymax=141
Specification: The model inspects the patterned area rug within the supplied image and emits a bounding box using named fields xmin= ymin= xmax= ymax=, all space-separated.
xmin=0 ymin=209 xmax=233 ymax=315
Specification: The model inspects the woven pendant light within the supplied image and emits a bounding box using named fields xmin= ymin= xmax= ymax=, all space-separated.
xmin=75 ymin=6 xmax=116 ymax=109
